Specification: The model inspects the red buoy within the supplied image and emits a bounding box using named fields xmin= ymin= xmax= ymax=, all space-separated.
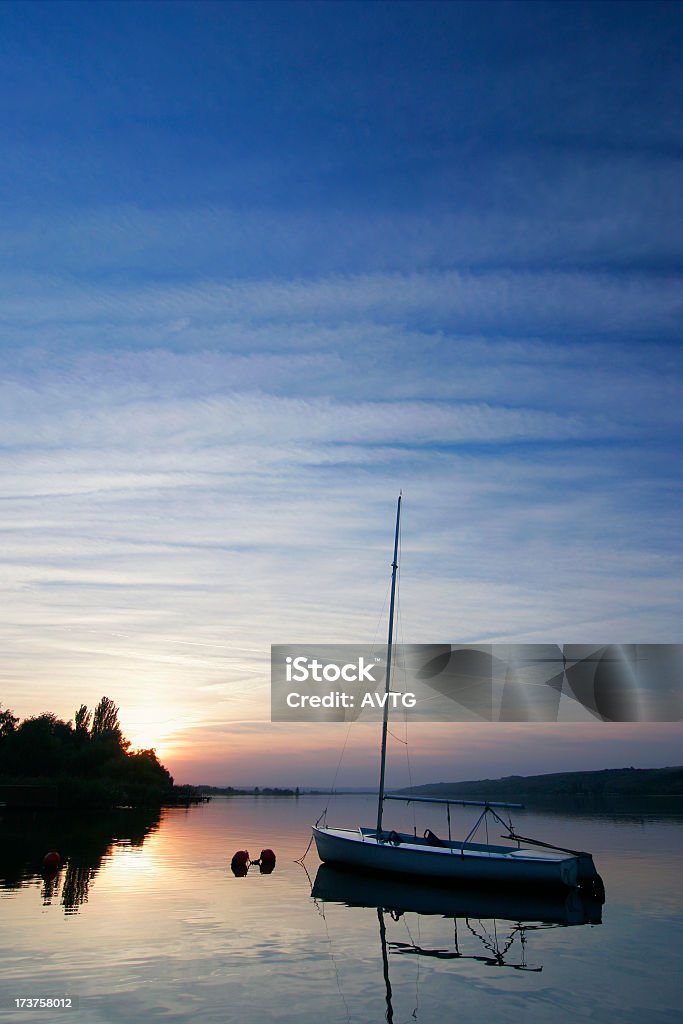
xmin=258 ymin=848 xmax=276 ymax=874
xmin=42 ymin=851 xmax=61 ymax=869
xmin=230 ymin=849 xmax=250 ymax=876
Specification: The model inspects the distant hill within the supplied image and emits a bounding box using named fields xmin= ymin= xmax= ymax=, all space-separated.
xmin=399 ymin=766 xmax=683 ymax=804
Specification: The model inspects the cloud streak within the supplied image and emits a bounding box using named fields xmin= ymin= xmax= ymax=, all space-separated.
xmin=1 ymin=2 xmax=681 ymax=783
xmin=2 ymin=265 xmax=682 ymax=338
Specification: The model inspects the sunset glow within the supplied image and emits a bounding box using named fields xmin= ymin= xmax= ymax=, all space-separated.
xmin=1 ymin=1 xmax=681 ymax=788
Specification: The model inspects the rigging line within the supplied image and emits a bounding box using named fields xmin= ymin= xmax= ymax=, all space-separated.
xmin=392 ymin=534 xmax=417 ymax=831
xmin=396 ymin=608 xmax=414 ymax=778
xmin=295 ymin=859 xmax=316 ymax=890
xmin=386 ymin=729 xmax=408 ymax=745
xmin=396 ymin=911 xmax=422 ymax=1015
xmin=321 ymin=531 xmax=393 ymax=811
xmin=519 ymin=927 xmax=527 ymax=969
xmin=293 ymin=833 xmax=315 ymax=865
xmin=295 ymin=712 xmax=355 ymax=863
xmin=319 ymin=904 xmax=353 ymax=1024
xmin=329 ymin=719 xmax=353 ymax=786
xmin=371 ymin=575 xmax=393 ymax=653
xmin=327 ymin=711 xmax=357 ymax=795
xmin=312 ymin=896 xmax=326 ymax=920
xmin=499 ymin=928 xmax=518 ymax=961
xmin=466 ymin=916 xmax=500 ymax=958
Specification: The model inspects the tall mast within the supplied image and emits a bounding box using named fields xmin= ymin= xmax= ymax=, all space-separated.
xmin=376 ymin=493 xmax=401 ymax=838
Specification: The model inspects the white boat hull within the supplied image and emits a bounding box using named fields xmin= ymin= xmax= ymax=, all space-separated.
xmin=313 ymin=826 xmax=581 ymax=888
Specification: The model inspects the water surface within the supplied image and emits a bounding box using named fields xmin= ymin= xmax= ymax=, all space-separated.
xmin=1 ymin=795 xmax=681 ymax=1022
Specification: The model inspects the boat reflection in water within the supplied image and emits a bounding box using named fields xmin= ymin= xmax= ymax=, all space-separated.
xmin=312 ymin=863 xmax=604 ymax=1016
xmin=313 ymin=863 xmax=604 ymax=929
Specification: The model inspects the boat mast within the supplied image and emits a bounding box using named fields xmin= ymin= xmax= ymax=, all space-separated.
xmin=376 ymin=493 xmax=401 ymax=838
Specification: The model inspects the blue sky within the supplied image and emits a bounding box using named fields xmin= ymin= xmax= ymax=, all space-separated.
xmin=1 ymin=1 xmax=682 ymax=785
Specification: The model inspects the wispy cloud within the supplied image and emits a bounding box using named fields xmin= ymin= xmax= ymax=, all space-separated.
xmin=2 ymin=265 xmax=682 ymax=338
xmin=2 ymin=287 xmax=681 ymax=769
xmin=1 ymin=3 xmax=681 ymax=783
xmin=2 ymin=149 xmax=682 ymax=277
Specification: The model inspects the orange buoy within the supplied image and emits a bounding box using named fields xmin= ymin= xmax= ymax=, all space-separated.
xmin=42 ymin=851 xmax=61 ymax=869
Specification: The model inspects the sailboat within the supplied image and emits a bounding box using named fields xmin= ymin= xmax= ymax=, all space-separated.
xmin=312 ymin=495 xmax=604 ymax=892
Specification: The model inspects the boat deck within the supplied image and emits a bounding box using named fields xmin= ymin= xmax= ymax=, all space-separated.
xmin=357 ymin=827 xmax=573 ymax=863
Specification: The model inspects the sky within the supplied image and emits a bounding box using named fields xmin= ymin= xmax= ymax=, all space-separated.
xmin=1 ymin=0 xmax=682 ymax=787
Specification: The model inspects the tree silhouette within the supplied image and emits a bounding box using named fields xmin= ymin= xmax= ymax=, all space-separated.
xmin=74 ymin=704 xmax=91 ymax=736
xmin=0 ymin=704 xmax=18 ymax=739
xmin=91 ymin=697 xmax=125 ymax=744
xmin=0 ymin=696 xmax=173 ymax=808
xmin=9 ymin=713 xmax=73 ymax=776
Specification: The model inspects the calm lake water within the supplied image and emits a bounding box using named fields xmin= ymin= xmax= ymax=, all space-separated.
xmin=1 ymin=794 xmax=682 ymax=1023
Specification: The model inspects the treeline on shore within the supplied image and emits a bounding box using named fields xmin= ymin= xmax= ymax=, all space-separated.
xmin=195 ymin=785 xmax=328 ymax=796
xmin=0 ymin=698 xmax=198 ymax=810
xmin=401 ymin=766 xmax=683 ymax=805
xmin=197 ymin=785 xmax=303 ymax=796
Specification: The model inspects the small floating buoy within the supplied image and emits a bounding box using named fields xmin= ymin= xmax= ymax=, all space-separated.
xmin=42 ymin=851 xmax=61 ymax=869
xmin=230 ymin=849 xmax=250 ymax=876
xmin=258 ymin=848 xmax=276 ymax=874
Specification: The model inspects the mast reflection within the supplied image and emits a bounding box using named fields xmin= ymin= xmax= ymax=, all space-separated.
xmin=312 ymin=863 xmax=604 ymax=1019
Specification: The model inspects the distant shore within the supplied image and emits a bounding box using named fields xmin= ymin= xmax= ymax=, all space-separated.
xmin=398 ymin=766 xmax=683 ymax=808
xmin=194 ymin=785 xmax=327 ymax=797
